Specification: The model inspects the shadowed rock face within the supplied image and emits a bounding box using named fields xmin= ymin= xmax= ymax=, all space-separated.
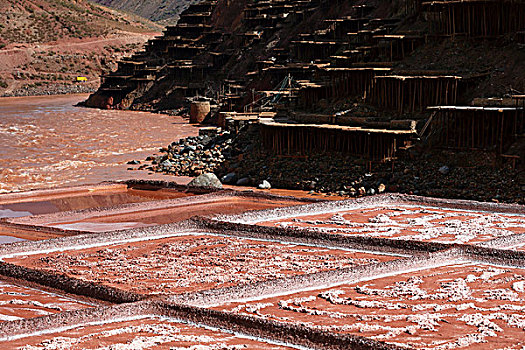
xmin=89 ymin=0 xmax=200 ymax=24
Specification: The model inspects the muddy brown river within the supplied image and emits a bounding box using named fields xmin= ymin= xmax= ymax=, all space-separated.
xmin=0 ymin=94 xmax=199 ymax=193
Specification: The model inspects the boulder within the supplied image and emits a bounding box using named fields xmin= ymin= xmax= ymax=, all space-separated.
xmin=221 ymin=173 xmax=237 ymax=184
xmin=236 ymin=177 xmax=250 ymax=186
xmin=160 ymin=160 xmax=173 ymax=168
xmin=438 ymin=166 xmax=450 ymax=175
xmin=188 ymin=173 xmax=223 ymax=189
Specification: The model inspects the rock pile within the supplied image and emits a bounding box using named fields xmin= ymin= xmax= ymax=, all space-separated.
xmin=144 ymin=129 xmax=233 ymax=176
xmin=139 ymin=124 xmax=523 ymax=204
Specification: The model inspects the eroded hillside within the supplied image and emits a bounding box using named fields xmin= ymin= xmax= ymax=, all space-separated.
xmin=0 ymin=0 xmax=162 ymax=96
xmin=86 ymin=0 xmax=524 ymax=202
xmin=85 ymin=0 xmax=525 ymax=111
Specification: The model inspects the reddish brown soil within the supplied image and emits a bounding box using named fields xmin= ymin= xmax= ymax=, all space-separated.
xmin=46 ymin=196 xmax=309 ymax=232
xmin=0 ymin=225 xmax=58 ymax=241
xmin=217 ymin=262 xmax=525 ymax=349
xmin=258 ymin=205 xmax=525 ymax=245
xmin=0 ymin=0 xmax=162 ymax=96
xmin=2 ymin=316 xmax=295 ymax=349
xmin=0 ymin=33 xmax=157 ymax=96
xmin=0 ymin=280 xmax=91 ymax=321
xmin=1 ymin=184 xmax=195 ymax=217
xmin=5 ymin=234 xmax=397 ymax=296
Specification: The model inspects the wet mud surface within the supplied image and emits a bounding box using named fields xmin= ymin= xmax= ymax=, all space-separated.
xmin=0 ymin=224 xmax=61 ymax=241
xmin=0 ymin=183 xmax=196 ymax=218
xmin=0 ymin=183 xmax=205 ymax=239
xmin=7 ymin=191 xmax=309 ymax=233
xmin=46 ymin=196 xmax=307 ymax=232
xmin=0 ymin=236 xmax=25 ymax=244
xmin=0 ymin=279 xmax=92 ymax=322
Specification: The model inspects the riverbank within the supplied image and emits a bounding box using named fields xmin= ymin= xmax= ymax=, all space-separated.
xmin=138 ymin=125 xmax=525 ymax=204
xmin=1 ymin=94 xmax=521 ymax=203
xmin=1 ymin=84 xmax=96 ymax=98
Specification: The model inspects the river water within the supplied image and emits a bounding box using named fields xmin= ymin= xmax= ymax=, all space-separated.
xmin=0 ymin=94 xmax=200 ymax=193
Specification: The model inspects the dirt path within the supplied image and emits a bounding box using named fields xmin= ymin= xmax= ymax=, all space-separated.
xmin=0 ymin=31 xmax=159 ymax=96
xmin=0 ymin=32 xmax=157 ymax=72
xmin=1 ymin=32 xmax=158 ymax=54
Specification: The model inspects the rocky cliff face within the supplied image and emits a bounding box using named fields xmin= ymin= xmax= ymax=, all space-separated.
xmin=89 ymin=0 xmax=200 ymax=25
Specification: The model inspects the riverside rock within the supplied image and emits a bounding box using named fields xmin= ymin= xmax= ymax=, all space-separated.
xmin=181 ymin=145 xmax=197 ymax=154
xmin=439 ymin=166 xmax=450 ymax=175
xmin=143 ymin=123 xmax=523 ymax=204
xmin=188 ymin=173 xmax=223 ymax=189
xmin=221 ymin=173 xmax=237 ymax=184
xmin=237 ymin=177 xmax=250 ymax=186
xmin=258 ymin=180 xmax=272 ymax=189
xmin=161 ymin=160 xmax=173 ymax=168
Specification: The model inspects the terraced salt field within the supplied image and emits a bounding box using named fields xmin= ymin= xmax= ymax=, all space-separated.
xmin=0 ymin=188 xmax=523 ymax=349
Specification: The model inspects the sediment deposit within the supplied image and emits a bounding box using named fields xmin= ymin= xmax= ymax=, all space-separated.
xmin=8 ymin=316 xmax=297 ymax=350
xmin=256 ymin=204 xmax=525 ymax=245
